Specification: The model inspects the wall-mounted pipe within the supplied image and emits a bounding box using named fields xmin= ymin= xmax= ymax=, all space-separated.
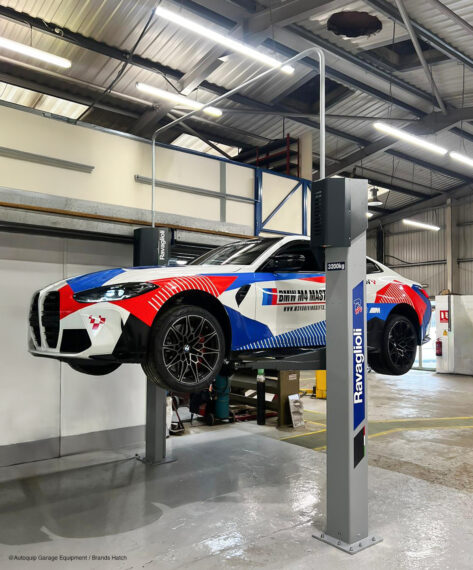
xmin=149 ymin=47 xmax=326 ymax=227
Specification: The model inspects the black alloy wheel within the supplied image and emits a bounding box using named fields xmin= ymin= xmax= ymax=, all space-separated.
xmin=370 ymin=314 xmax=417 ymax=376
xmin=143 ymin=305 xmax=225 ymax=392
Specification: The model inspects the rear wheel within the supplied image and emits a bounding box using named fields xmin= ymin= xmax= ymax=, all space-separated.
xmin=143 ymin=305 xmax=225 ymax=393
xmin=370 ymin=314 xmax=418 ymax=375
xmin=67 ymin=361 xmax=121 ymax=376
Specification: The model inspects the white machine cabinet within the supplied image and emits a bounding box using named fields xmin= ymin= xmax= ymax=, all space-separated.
xmin=436 ymin=295 xmax=473 ymax=375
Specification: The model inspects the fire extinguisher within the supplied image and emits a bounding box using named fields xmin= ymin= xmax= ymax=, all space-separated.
xmin=436 ymin=338 xmax=442 ymax=356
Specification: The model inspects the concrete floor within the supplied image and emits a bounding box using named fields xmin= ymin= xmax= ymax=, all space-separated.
xmin=0 ymin=369 xmax=472 ymax=569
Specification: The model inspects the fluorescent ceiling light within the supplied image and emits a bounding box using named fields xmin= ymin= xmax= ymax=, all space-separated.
xmin=450 ymin=151 xmax=473 ymax=169
xmin=155 ymin=6 xmax=294 ymax=74
xmin=136 ymin=82 xmax=222 ymax=117
xmin=402 ymin=218 xmax=440 ymax=231
xmin=0 ymin=37 xmax=71 ymax=68
xmin=366 ymin=212 xmax=374 ymax=218
xmin=373 ymin=122 xmax=447 ymax=155
xmin=368 ymin=187 xmax=383 ymax=206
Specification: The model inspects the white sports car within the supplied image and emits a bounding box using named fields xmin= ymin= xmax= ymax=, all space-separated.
xmin=29 ymin=236 xmax=431 ymax=392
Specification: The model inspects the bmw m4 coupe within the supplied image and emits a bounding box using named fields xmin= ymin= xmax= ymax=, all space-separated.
xmin=28 ymin=236 xmax=431 ymax=392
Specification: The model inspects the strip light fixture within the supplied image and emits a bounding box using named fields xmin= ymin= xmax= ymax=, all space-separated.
xmin=450 ymin=151 xmax=473 ymax=169
xmin=136 ymin=82 xmax=222 ymax=117
xmin=373 ymin=122 xmax=447 ymax=155
xmin=155 ymin=6 xmax=294 ymax=75
xmin=366 ymin=212 xmax=374 ymax=218
xmin=0 ymin=37 xmax=71 ymax=68
xmin=402 ymin=219 xmax=440 ymax=231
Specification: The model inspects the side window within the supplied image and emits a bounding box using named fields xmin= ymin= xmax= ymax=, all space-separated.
xmin=259 ymin=242 xmax=322 ymax=272
xmin=366 ymin=259 xmax=382 ymax=274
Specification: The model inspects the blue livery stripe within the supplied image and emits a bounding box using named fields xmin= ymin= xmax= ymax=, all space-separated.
xmin=237 ymin=320 xmax=326 ymax=351
xmin=67 ymin=268 xmax=125 ymax=293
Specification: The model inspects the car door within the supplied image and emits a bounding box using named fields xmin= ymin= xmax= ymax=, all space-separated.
xmin=253 ymin=241 xmax=326 ymax=348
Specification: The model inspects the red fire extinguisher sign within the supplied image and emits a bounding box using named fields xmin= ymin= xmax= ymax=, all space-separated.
xmin=439 ymin=310 xmax=449 ymax=323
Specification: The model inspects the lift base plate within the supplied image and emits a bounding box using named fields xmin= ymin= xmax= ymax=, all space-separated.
xmin=135 ymin=454 xmax=176 ymax=466
xmin=313 ymin=531 xmax=383 ymax=555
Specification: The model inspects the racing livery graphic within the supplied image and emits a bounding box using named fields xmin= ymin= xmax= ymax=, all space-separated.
xmin=28 ymin=236 xmax=431 ymax=392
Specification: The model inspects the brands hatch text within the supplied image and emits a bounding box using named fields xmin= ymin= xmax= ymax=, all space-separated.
xmin=28 ymin=236 xmax=431 ymax=392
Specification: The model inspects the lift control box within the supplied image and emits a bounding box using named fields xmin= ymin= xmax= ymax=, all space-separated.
xmin=311 ymin=178 xmax=367 ymax=248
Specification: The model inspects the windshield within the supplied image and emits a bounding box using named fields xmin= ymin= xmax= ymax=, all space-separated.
xmin=189 ymin=238 xmax=280 ymax=266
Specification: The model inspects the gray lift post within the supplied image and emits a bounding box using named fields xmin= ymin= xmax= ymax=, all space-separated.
xmin=311 ymin=178 xmax=382 ymax=554
xmin=134 ymin=227 xmax=175 ymax=465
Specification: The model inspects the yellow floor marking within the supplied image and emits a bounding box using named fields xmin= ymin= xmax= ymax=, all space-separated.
xmin=281 ymin=429 xmax=326 ymax=441
xmin=369 ymin=416 xmax=473 ymax=423
xmin=312 ymin=424 xmax=473 ymax=451
xmin=370 ymin=425 xmax=473 ymax=439
xmin=303 ymin=412 xmax=473 ymax=422
xmin=306 ymin=421 xmax=326 ymax=427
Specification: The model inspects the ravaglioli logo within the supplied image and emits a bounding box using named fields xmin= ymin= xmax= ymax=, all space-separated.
xmin=158 ymin=229 xmax=168 ymax=262
xmin=353 ymin=281 xmax=365 ymax=431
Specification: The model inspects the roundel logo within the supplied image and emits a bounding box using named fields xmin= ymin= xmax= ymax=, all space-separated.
xmin=354 ymin=298 xmax=363 ymax=315
xmin=89 ymin=315 xmax=106 ymax=331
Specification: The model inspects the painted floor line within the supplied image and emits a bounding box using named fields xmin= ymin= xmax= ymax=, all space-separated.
xmin=281 ymin=429 xmax=326 ymax=441
xmin=312 ymin=425 xmax=473 ymax=451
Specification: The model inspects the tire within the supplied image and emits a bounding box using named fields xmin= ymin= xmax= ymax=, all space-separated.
xmin=371 ymin=314 xmax=418 ymax=376
xmin=67 ymin=361 xmax=121 ymax=376
xmin=143 ymin=304 xmax=225 ymax=393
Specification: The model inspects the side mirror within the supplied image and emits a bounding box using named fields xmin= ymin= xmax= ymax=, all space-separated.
xmin=266 ymin=254 xmax=305 ymax=272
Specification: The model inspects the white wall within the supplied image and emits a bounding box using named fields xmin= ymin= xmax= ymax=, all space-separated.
xmin=0 ymin=104 xmax=311 ymax=237
xmin=0 ymin=104 xmax=254 ymax=227
xmin=261 ymin=172 xmax=304 ymax=235
xmin=0 ymin=232 xmax=146 ymax=452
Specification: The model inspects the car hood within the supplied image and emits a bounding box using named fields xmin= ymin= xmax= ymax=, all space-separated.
xmin=66 ymin=265 xmax=245 ymax=293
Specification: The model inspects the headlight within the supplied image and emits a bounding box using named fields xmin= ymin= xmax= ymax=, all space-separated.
xmin=74 ymin=283 xmax=158 ymax=303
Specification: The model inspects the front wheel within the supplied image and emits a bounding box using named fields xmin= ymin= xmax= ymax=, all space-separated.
xmin=143 ymin=305 xmax=225 ymax=393
xmin=370 ymin=314 xmax=418 ymax=375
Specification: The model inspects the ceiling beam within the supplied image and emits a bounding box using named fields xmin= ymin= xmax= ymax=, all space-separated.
xmin=386 ymin=150 xmax=472 ymax=184
xmin=0 ymin=59 xmax=144 ymax=119
xmin=347 ymin=175 xmax=436 ymax=200
xmin=425 ymin=0 xmax=473 ymax=36
xmin=245 ymin=0 xmax=348 ymax=35
xmin=365 ymin=0 xmax=473 ymax=72
xmin=2 ymin=2 xmax=472 ymax=189
xmin=182 ymin=0 xmax=438 ymax=110
xmin=184 ymin=0 xmax=473 ymax=152
xmin=368 ymin=181 xmax=472 ymax=228
xmin=394 ymin=0 xmax=446 ymax=113
xmin=325 ymin=107 xmax=473 ymax=179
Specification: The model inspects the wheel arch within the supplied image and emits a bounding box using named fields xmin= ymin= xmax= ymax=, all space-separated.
xmin=153 ymin=290 xmax=232 ymax=356
xmin=387 ymin=303 xmax=422 ymax=344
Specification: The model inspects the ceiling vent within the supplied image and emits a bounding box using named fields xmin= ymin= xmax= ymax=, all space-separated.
xmin=327 ymin=11 xmax=382 ymax=38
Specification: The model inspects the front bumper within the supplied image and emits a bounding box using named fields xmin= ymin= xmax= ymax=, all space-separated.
xmin=28 ymin=285 xmax=149 ymax=363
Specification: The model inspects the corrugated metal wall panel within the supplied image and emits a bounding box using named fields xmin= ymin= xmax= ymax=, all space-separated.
xmin=393 ymin=263 xmax=447 ymax=296
xmin=372 ymin=195 xmax=473 ymax=295
xmin=367 ymin=236 xmax=377 ymax=259
xmin=382 ymin=207 xmax=446 ymax=295
xmin=459 ymin=262 xmax=473 ymax=294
